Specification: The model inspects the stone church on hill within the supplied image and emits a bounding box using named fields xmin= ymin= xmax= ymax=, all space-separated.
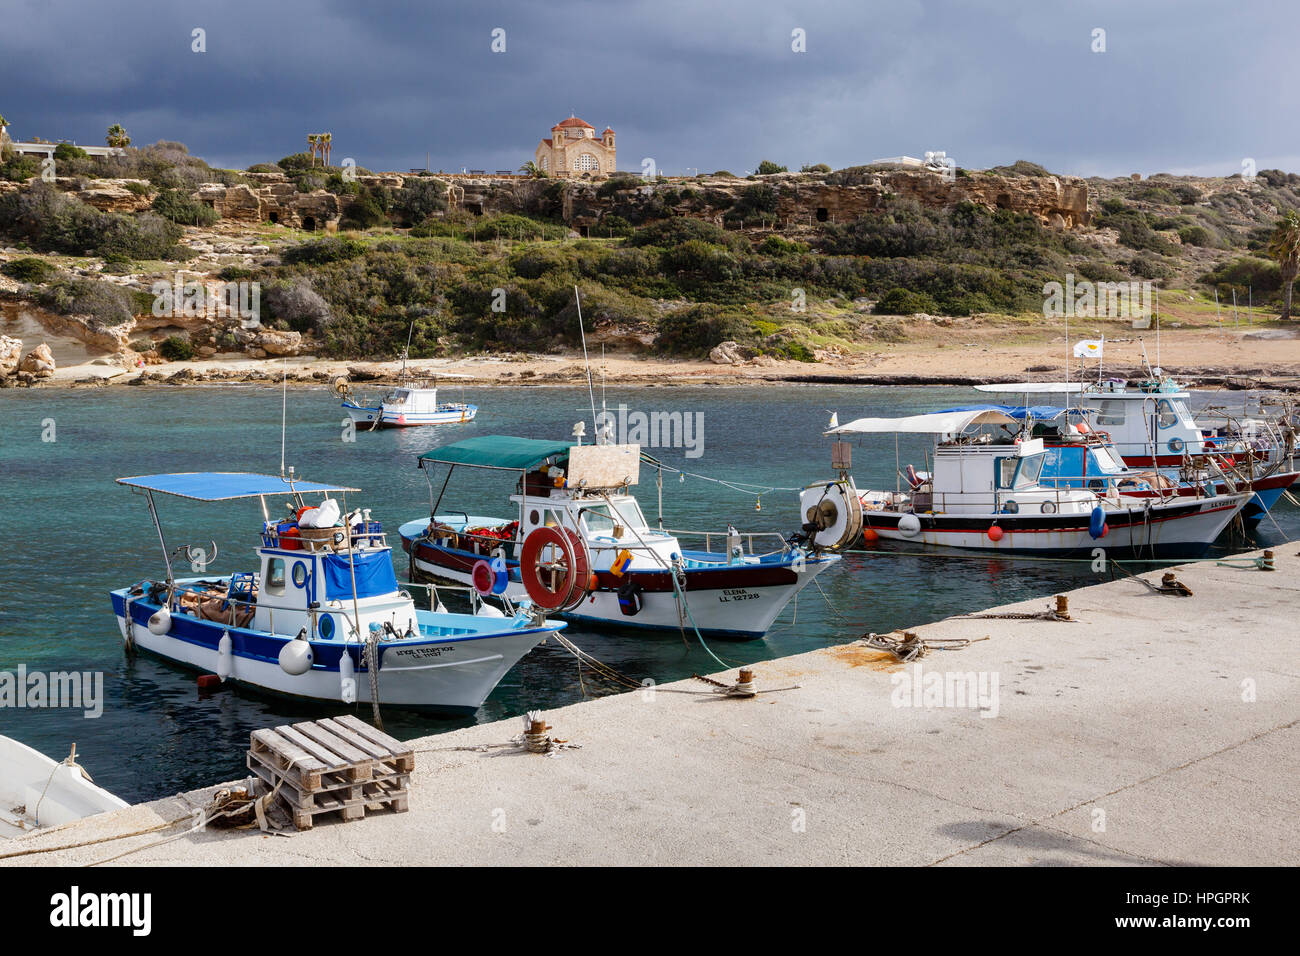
xmin=534 ymin=116 xmax=616 ymax=177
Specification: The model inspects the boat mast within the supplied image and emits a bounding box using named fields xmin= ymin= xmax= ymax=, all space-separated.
xmin=575 ymin=285 xmax=598 ymax=435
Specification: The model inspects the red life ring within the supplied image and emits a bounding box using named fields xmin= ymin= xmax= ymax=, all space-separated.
xmin=471 ymin=560 xmax=496 ymax=596
xmin=518 ymin=527 xmax=590 ymax=610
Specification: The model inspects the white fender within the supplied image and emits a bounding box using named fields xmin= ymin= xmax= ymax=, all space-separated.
xmin=147 ymin=607 xmax=171 ymax=635
xmin=897 ymin=512 xmax=922 ymax=537
xmin=278 ymin=638 xmax=313 ymax=676
xmin=339 ymin=651 xmax=356 ymax=704
xmin=476 ymin=601 xmax=506 ymax=618
xmin=217 ymin=631 xmax=233 ymax=682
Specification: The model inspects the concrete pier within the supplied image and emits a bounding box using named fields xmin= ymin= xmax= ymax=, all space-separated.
xmin=5 ymin=546 xmax=1297 ymax=867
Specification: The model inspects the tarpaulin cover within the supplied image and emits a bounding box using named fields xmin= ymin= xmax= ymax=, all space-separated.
xmin=322 ymin=551 xmax=398 ymax=600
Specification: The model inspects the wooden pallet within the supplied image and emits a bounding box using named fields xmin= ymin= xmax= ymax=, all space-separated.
xmin=247 ymin=714 xmax=414 ymax=830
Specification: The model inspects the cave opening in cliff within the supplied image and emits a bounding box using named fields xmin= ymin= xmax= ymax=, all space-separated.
xmin=303 ymin=216 xmax=316 ymax=232
xmin=816 ymin=207 xmax=829 ymax=222
xmin=268 ymin=212 xmax=279 ymax=224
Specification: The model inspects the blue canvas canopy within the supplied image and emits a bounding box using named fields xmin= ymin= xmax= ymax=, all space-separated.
xmin=939 ymin=404 xmax=1076 ymax=422
xmin=117 ymin=473 xmax=358 ymax=501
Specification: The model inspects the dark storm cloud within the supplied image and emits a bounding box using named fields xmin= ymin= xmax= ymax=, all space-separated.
xmin=2 ymin=0 xmax=1295 ymax=177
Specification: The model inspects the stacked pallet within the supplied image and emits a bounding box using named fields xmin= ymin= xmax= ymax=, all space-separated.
xmin=247 ymin=714 xmax=414 ymax=830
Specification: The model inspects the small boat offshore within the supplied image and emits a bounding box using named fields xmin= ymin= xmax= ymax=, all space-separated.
xmin=109 ymin=472 xmax=564 ymax=713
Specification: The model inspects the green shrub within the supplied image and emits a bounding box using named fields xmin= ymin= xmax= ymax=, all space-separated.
xmin=1 ymin=257 xmax=59 ymax=283
xmin=152 ymin=188 xmax=219 ymax=225
xmin=53 ymin=143 xmax=89 ymax=162
xmin=124 ymin=180 xmax=151 ymax=196
xmin=1177 ymin=224 xmax=1216 ymax=247
xmin=35 ymin=278 xmax=137 ymax=325
xmin=756 ymin=160 xmax=788 ymax=175
xmin=800 ymin=163 xmax=832 ymax=173
xmin=655 ymin=304 xmax=753 ymax=356
xmin=0 ymin=153 xmax=40 ymax=182
xmin=874 ymin=287 xmax=938 ymax=314
xmin=158 ymin=335 xmax=194 ymax=360
xmin=281 ymin=236 xmax=367 ymax=265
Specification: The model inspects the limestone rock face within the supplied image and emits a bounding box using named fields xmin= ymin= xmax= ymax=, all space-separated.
xmin=69 ymin=179 xmax=154 ymax=214
xmin=709 ymin=341 xmax=757 ymax=365
xmin=0 ymin=335 xmax=22 ymax=376
xmin=193 ymin=182 xmax=340 ymax=230
xmin=19 ymin=342 xmax=56 ymax=377
xmin=253 ymin=329 xmax=302 ymax=356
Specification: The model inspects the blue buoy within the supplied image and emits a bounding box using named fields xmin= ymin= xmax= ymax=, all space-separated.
xmin=489 ymin=555 xmax=509 ymax=594
xmin=1089 ymin=505 xmax=1107 ymax=540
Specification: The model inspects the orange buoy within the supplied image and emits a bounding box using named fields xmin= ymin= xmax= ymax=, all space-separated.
xmin=861 ymin=527 xmax=878 ymax=542
xmin=987 ymin=525 xmax=1004 ymax=542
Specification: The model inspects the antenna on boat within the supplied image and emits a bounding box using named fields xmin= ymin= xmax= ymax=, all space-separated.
xmin=279 ymin=358 xmax=288 ymax=478
xmin=401 ymin=320 xmax=414 ymax=384
xmin=574 ymin=284 xmax=599 ymax=435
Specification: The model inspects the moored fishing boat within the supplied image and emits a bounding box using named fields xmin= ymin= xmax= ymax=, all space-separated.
xmin=975 ymin=379 xmax=1299 ymax=524
xmin=797 ymin=409 xmax=1249 ymax=557
xmin=109 ymin=472 xmax=563 ymax=713
xmin=400 ymin=434 xmax=838 ymax=640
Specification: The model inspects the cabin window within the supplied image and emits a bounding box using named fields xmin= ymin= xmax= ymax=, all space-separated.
xmin=1016 ymin=455 xmax=1045 ymax=487
xmin=543 ymin=510 xmax=560 ymax=528
xmin=266 ymin=558 xmax=286 ymax=595
xmin=581 ymin=504 xmax=617 ymax=535
xmin=291 ymin=562 xmax=309 ymax=588
xmin=529 ymin=509 xmax=540 ymax=526
xmin=997 ymin=458 xmax=1018 ymax=488
xmin=1157 ymin=400 xmax=1178 ymax=429
xmin=1094 ymin=401 xmax=1126 ymax=426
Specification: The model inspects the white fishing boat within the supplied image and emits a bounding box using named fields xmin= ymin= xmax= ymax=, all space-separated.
xmin=975 ymin=379 xmax=1299 ymax=523
xmin=0 ymin=738 xmax=127 ymax=839
xmin=400 ymin=434 xmax=839 ymax=640
xmin=340 ymin=376 xmax=477 ymax=429
xmin=110 ymin=472 xmax=564 ymax=713
xmin=797 ymin=409 xmax=1249 ymax=557
xmin=336 ymin=326 xmax=478 ymax=429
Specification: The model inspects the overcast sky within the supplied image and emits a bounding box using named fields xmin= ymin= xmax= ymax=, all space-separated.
xmin=2 ymin=0 xmax=1295 ymax=179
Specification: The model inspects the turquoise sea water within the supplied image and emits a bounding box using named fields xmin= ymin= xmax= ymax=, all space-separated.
xmin=1 ymin=383 xmax=1294 ymax=802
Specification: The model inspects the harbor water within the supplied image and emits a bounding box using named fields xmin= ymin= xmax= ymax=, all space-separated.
xmin=1 ymin=383 xmax=1294 ymax=802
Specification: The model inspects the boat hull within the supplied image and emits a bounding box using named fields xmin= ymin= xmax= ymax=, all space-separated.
xmin=110 ymin=588 xmax=552 ymax=713
xmin=343 ymin=401 xmax=477 ymax=428
xmin=859 ymin=495 xmax=1248 ymax=557
xmin=400 ymin=524 xmax=838 ymax=640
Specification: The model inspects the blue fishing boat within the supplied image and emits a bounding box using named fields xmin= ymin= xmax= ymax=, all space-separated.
xmin=109 ymin=472 xmax=563 ymax=713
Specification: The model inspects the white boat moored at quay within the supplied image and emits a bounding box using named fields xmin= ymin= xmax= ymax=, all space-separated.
xmin=110 ymin=471 xmax=564 ymax=713
xmin=798 ymin=408 xmax=1250 ymax=558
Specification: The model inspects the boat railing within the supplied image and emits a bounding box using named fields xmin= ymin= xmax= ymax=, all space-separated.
xmin=661 ymin=528 xmax=792 ymax=557
xmin=419 ymin=523 xmax=792 ymax=559
xmin=261 ymin=524 xmax=389 ymax=553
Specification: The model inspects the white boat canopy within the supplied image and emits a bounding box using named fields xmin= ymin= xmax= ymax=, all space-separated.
xmin=974 ymin=382 xmax=1084 ymax=394
xmin=827 ymin=409 xmax=1017 ymax=436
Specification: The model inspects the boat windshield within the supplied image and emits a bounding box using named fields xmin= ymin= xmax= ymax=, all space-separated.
xmin=582 ymin=499 xmax=647 ymax=535
xmin=1015 ymin=455 xmax=1045 ymax=488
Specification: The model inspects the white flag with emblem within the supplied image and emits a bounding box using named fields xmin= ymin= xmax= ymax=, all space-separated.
xmin=1073 ymin=339 xmax=1103 ymax=358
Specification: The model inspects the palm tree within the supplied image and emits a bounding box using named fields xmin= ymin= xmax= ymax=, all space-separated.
xmin=106 ymin=124 xmax=131 ymax=148
xmin=321 ymin=132 xmax=332 ymax=167
xmin=519 ymin=160 xmax=547 ymax=178
xmin=1267 ymin=209 xmax=1300 ymax=321
xmin=307 ymin=134 xmax=319 ymax=166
